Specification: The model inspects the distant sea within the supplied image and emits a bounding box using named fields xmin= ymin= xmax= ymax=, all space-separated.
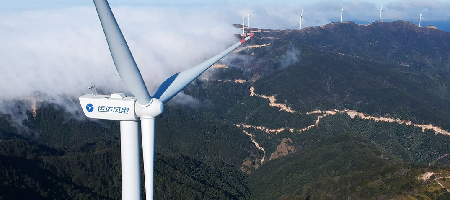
xmin=353 ymin=20 xmax=450 ymax=33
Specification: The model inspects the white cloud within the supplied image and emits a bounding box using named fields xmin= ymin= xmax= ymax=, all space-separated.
xmin=385 ymin=0 xmax=450 ymax=21
xmin=0 ymin=6 xmax=245 ymax=129
xmin=0 ymin=6 xmax=241 ymax=102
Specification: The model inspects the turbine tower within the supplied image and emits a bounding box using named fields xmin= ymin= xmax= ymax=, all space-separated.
xmin=419 ymin=11 xmax=424 ymax=27
xmin=379 ymin=4 xmax=383 ymax=22
xmin=340 ymin=5 xmax=344 ymax=23
xmin=300 ymin=9 xmax=303 ymax=29
xmin=242 ymin=16 xmax=246 ymax=35
xmin=247 ymin=14 xmax=251 ymax=31
xmin=80 ymin=0 xmax=254 ymax=200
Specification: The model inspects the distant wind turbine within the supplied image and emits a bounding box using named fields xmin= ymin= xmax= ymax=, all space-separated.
xmin=340 ymin=5 xmax=344 ymax=23
xmin=300 ymin=9 xmax=303 ymax=29
xmin=379 ymin=4 xmax=383 ymax=22
xmin=419 ymin=11 xmax=424 ymax=27
xmin=80 ymin=0 xmax=254 ymax=199
xmin=247 ymin=14 xmax=251 ymax=31
xmin=242 ymin=16 xmax=246 ymax=35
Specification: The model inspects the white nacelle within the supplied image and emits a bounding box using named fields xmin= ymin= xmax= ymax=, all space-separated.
xmin=79 ymin=93 xmax=138 ymax=121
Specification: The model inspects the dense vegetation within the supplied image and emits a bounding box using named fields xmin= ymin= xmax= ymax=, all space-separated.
xmin=0 ymin=130 xmax=251 ymax=200
xmin=249 ymin=132 xmax=450 ymax=200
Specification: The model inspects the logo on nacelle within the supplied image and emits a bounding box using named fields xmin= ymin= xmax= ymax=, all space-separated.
xmin=98 ymin=106 xmax=130 ymax=114
xmin=86 ymin=104 xmax=94 ymax=112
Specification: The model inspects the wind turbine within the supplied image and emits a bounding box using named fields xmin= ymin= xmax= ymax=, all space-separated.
xmin=379 ymin=4 xmax=383 ymax=22
xmin=340 ymin=5 xmax=344 ymax=23
xmin=300 ymin=9 xmax=303 ymax=29
xmin=242 ymin=16 xmax=246 ymax=35
xmin=247 ymin=14 xmax=251 ymax=30
xmin=419 ymin=11 xmax=424 ymax=27
xmin=79 ymin=0 xmax=254 ymax=200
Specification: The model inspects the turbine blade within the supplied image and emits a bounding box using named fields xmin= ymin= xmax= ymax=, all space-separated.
xmin=94 ymin=0 xmax=151 ymax=106
xmin=153 ymin=33 xmax=254 ymax=103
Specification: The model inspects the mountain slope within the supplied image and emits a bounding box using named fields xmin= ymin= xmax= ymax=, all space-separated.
xmin=1 ymin=20 xmax=450 ymax=199
xmin=248 ymin=133 xmax=450 ymax=200
xmin=0 ymin=131 xmax=252 ymax=200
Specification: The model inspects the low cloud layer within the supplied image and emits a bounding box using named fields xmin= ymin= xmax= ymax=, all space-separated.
xmin=0 ymin=6 xmax=240 ymax=106
xmin=0 ymin=6 xmax=245 ymax=129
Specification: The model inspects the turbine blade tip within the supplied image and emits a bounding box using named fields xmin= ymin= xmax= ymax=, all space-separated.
xmin=240 ymin=33 xmax=254 ymax=44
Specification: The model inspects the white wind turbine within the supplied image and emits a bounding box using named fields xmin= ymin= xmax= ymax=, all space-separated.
xmin=247 ymin=14 xmax=251 ymax=30
xmin=79 ymin=0 xmax=254 ymax=200
xmin=340 ymin=5 xmax=344 ymax=23
xmin=300 ymin=9 xmax=303 ymax=29
xmin=379 ymin=4 xmax=383 ymax=22
xmin=242 ymin=16 xmax=246 ymax=35
xmin=419 ymin=11 xmax=424 ymax=27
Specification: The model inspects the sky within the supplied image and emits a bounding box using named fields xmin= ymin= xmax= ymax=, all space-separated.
xmin=0 ymin=0 xmax=449 ymax=124
xmin=0 ymin=0 xmax=448 ymax=7
xmin=1 ymin=0 xmax=450 ymax=25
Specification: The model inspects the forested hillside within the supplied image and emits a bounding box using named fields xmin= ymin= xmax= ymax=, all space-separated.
xmin=2 ymin=21 xmax=450 ymax=199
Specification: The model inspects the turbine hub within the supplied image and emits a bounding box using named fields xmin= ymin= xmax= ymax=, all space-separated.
xmin=136 ymin=98 xmax=164 ymax=119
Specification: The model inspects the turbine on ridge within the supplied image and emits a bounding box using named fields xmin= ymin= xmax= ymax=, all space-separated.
xmin=419 ymin=11 xmax=424 ymax=27
xmin=340 ymin=5 xmax=344 ymax=23
xmin=300 ymin=9 xmax=303 ymax=29
xmin=242 ymin=16 xmax=246 ymax=35
xmin=79 ymin=0 xmax=254 ymax=199
xmin=379 ymin=4 xmax=383 ymax=22
xmin=247 ymin=14 xmax=251 ymax=31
